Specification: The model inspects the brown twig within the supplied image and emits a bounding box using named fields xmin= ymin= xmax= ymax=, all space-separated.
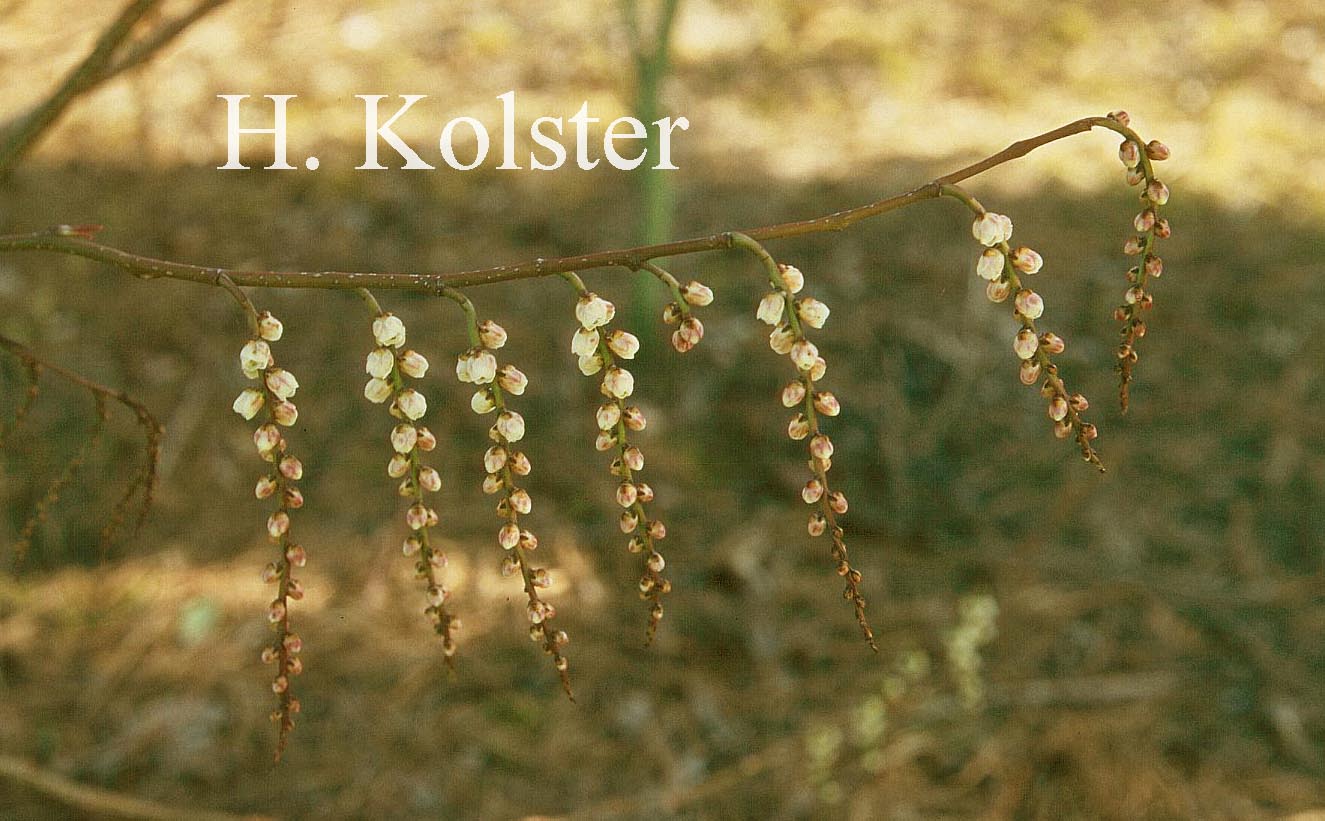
xmin=0 ymin=116 xmax=1132 ymax=291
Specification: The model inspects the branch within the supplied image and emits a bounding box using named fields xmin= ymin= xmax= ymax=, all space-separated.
xmin=0 ymin=115 xmax=1134 ymax=291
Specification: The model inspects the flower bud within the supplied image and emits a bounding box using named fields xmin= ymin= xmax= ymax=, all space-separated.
xmin=813 ymin=391 xmax=840 ymax=416
xmin=482 ymin=473 xmax=503 ymax=494
xmin=509 ymin=451 xmax=531 ymax=476
xmin=426 ymin=586 xmax=448 ymax=607
xmin=1124 ymin=285 xmax=1144 ymax=305
xmin=240 ymin=339 xmax=273 ymax=378
xmin=677 ymin=316 xmax=704 ymax=345
xmin=635 ymin=483 xmax=655 ymax=503
xmin=253 ymin=424 xmax=282 ymax=454
xmin=596 ymin=402 xmax=621 ymax=431
xmin=267 ymin=511 xmax=290 ymax=540
xmin=1019 ymin=359 xmax=1042 ymax=385
xmin=1123 ymin=236 xmax=1144 ymax=256
xmin=808 ymin=513 xmax=827 ymax=537
xmin=972 ymin=212 xmax=1013 ymax=247
xmin=571 ymin=327 xmax=600 ymax=357
xmin=255 ymin=475 xmax=278 ymax=499
xmin=531 ymin=568 xmax=551 ymax=589
xmin=478 ymin=319 xmax=507 ymax=349
xmin=468 ymin=350 xmax=498 ymax=384
xmin=810 ymin=358 xmax=828 ymax=383
xmin=977 ymin=248 xmax=1005 ymax=281
xmin=498 ymin=365 xmax=528 ymax=395
xmin=602 ymin=367 xmax=635 ymax=399
xmin=500 ymin=555 xmax=519 ymax=576
xmin=1143 ymin=254 xmax=1164 ymax=278
xmin=261 ymin=645 xmax=279 ymax=663
xmin=802 ymin=479 xmax=824 ymax=504
xmin=391 ymin=423 xmax=417 ymax=454
xmin=419 ymin=466 xmax=442 ymax=492
xmin=616 ymin=482 xmax=638 ymax=508
xmin=1118 ymin=139 xmax=1140 ymax=168
xmin=402 ymin=535 xmax=422 ymax=556
xmin=1013 ymin=329 xmax=1040 ymax=360
xmin=1010 ymin=246 xmax=1043 ymax=274
xmin=986 ymin=279 xmax=1013 ymax=303
xmin=1014 ymin=289 xmax=1044 ymax=320
xmin=788 ymin=413 xmax=811 ymax=440
xmin=233 ymin=388 xmax=265 ymax=420
xmin=415 ymin=426 xmax=436 ymax=451
xmin=1145 ymin=179 xmax=1170 ymax=206
xmin=790 ymin=339 xmax=819 ymax=371
xmin=1145 ymin=140 xmax=1170 ymax=161
xmin=484 ymin=446 xmax=508 ymax=474
xmin=828 ymin=491 xmax=848 ymax=514
xmin=455 ymin=352 xmax=473 ymax=383
xmin=406 ymin=504 xmax=429 ymax=530
xmin=662 ymin=302 xmax=683 ymax=324
xmin=1107 ymin=109 xmax=1130 ymax=127
xmin=366 ymin=347 xmax=395 ymax=379
xmin=682 ymin=280 xmax=714 ymax=306
xmin=1081 ymin=423 xmax=1099 ymax=441
xmin=797 ymin=298 xmax=830 ymax=329
xmin=627 ymin=536 xmax=646 ymax=554
xmin=398 ymin=350 xmax=429 ymax=379
xmin=778 ymin=263 xmax=804 ymax=294
xmin=782 ymin=380 xmax=806 ymax=408
xmin=1134 ymin=209 xmax=1156 ymax=233
xmin=577 ymin=354 xmax=604 ymax=376
xmin=607 ymin=330 xmax=641 ymax=360
xmin=810 ymin=434 xmax=834 ymax=460
xmin=623 ymin=446 xmax=645 ymax=472
xmin=1048 ymin=395 xmax=1069 ymax=421
xmin=283 ymin=486 xmax=304 ymax=509
xmin=1053 ymin=419 xmax=1073 ymax=439
xmin=622 ymin=406 xmax=646 ymax=431
xmin=1069 ymin=393 xmax=1089 ymax=412
xmin=364 ymin=378 xmax=393 ymax=404
xmin=1125 ymin=168 xmax=1144 ymax=186
xmin=1039 ymin=332 xmax=1066 ymax=354
xmin=575 ymin=293 xmax=616 ymax=329
xmin=595 ymin=430 xmax=617 ymax=452
xmin=1154 ymin=218 xmax=1171 ymax=239
xmin=498 ymin=523 xmax=520 ymax=550
xmin=670 ymin=332 xmax=692 ymax=353
xmin=257 ymin=311 xmax=283 ymax=342
xmin=496 ymin=411 xmax=526 ymax=442
xmin=647 ymin=552 xmax=666 ymax=573
xmin=620 ymin=511 xmax=639 ymax=533
xmin=272 ymin=400 xmax=298 ymax=427
xmin=510 ymin=488 xmax=532 ymax=515
xmin=372 ymin=313 xmax=407 ymax=348
xmin=519 ymin=529 xmax=538 ymax=550
xmin=769 ymin=324 xmax=795 ymax=355
xmin=757 ymin=292 xmax=785 ymax=325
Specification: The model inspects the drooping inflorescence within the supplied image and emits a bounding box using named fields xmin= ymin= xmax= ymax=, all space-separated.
xmin=1108 ymin=109 xmax=1172 ymax=412
xmin=451 ymin=297 xmax=573 ymax=697
xmin=737 ymin=233 xmax=876 ymax=650
xmin=954 ymin=188 xmax=1103 ymax=469
xmin=643 ymin=260 xmax=713 ymax=353
xmin=359 ymin=305 xmax=461 ymax=658
xmin=231 ymin=309 xmax=308 ymax=759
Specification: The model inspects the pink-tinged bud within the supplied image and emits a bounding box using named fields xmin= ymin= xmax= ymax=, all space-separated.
xmin=635 ymin=483 xmax=655 ymax=503
xmin=828 ymin=491 xmax=848 ymax=514
xmin=1039 ymin=332 xmax=1066 ymax=354
xmin=500 ymin=555 xmax=519 ymax=576
xmin=256 ymin=311 xmax=283 ymax=342
xmin=646 ymin=519 xmax=666 ymax=540
xmin=778 ymin=263 xmax=805 ymax=294
xmin=647 ymin=551 xmax=666 ymax=573
xmin=808 ymin=512 xmax=827 ymax=537
xmin=482 ymin=473 xmax=502 ymax=494
xmin=815 ymin=455 xmax=832 ymax=473
xmin=977 ymin=248 xmax=1005 ymax=281
xmin=1081 ymin=423 xmax=1099 ymax=441
xmin=419 ymin=466 xmax=442 ymax=492
xmin=1114 ymin=306 xmax=1131 ymax=322
xmin=255 ymin=475 xmax=278 ymax=499
xmin=810 ymin=434 xmax=834 ymax=460
xmin=1010 ymin=246 xmax=1043 ymax=274
xmin=1124 ymin=236 xmax=1146 ymax=256
xmin=972 ymin=212 xmax=1013 ymax=247
xmin=391 ymin=424 xmax=418 ymax=454
xmin=279 ymin=455 xmax=303 ymax=481
xmin=261 ymin=645 xmax=279 ymax=663
xmin=595 ymin=430 xmax=617 ymax=452
xmin=802 ymin=479 xmax=824 ymax=504
xmin=261 ymin=562 xmax=280 ymax=584
xmin=484 ymin=446 xmax=508 ymax=474
xmin=1068 ymin=393 xmax=1089 ymax=412
xmin=429 ymin=551 xmax=447 ymax=570
xmin=790 ymin=339 xmax=819 ymax=371
xmin=769 ymin=324 xmax=795 ymax=355
xmin=1019 ymin=359 xmax=1042 ymax=386
xmin=682 ymin=280 xmax=714 ymax=306
xmin=782 ymin=380 xmax=806 ymax=408
xmin=757 ymin=291 xmax=785 ymax=325
xmin=364 ymin=377 xmax=393 ymax=404
xmin=519 ymin=529 xmax=538 ymax=550
xmin=677 ymin=316 xmax=704 ymax=345
xmin=1013 ymin=329 xmax=1040 ymax=360
xmin=577 ymin=354 xmax=604 ymax=376
xmin=1040 ymin=381 xmax=1057 ymax=399
xmin=468 ymin=350 xmax=498 ymax=384
xmin=670 ymin=329 xmax=694 ymax=353
xmin=415 ymin=425 xmax=436 ymax=451
xmin=267 ymin=511 xmax=290 ymax=540
xmin=271 ymin=674 xmax=289 ymax=694
xmin=607 ymin=330 xmax=641 ymax=360
xmin=623 ymin=446 xmax=645 ymax=471
xmin=496 ymin=411 xmax=526 ymax=442
xmin=1108 ymin=109 xmax=1130 ymax=127
xmin=467 ymin=388 xmax=494 ymax=415
xmin=1118 ymin=139 xmax=1140 ymax=168
xmin=272 ymin=401 xmax=298 ymax=427
xmin=527 ymin=601 xmax=547 ymax=624
xmin=596 ymin=403 xmax=621 ymax=431
xmin=240 ymin=339 xmax=273 ymax=378
xmin=1145 ymin=179 xmax=1170 ymax=206
xmin=788 ymin=413 xmax=811 ymax=441
xmin=813 ymin=391 xmax=840 ymax=416
xmin=1145 ymin=140 xmax=1170 ymax=161
xmin=532 ymin=569 xmax=552 ymax=589
xmin=1154 ymin=218 xmax=1171 ymax=239
xmin=620 ymin=511 xmax=639 ymax=533
xmin=509 ymin=488 xmax=532 ymax=515
xmin=509 ymin=451 xmax=531 ymax=476
xmin=627 ymin=536 xmax=646 ymax=554
xmin=372 ymin=313 xmax=407 ymax=348
xmin=1138 ymin=293 xmax=1154 ymax=311
xmin=498 ymin=523 xmax=520 ymax=550
xmin=478 ymin=319 xmax=507 ymax=350
xmin=986 ymin=280 xmax=1012 ymax=303
xmin=425 ymin=585 xmax=448 ymax=607
xmin=1133 ymin=321 xmax=1147 ymax=338
xmin=406 ymin=504 xmax=430 ymax=531
xmin=575 ymin=293 xmax=616 ymax=329
xmin=454 ymin=351 xmax=474 ymax=383
xmin=809 ymin=356 xmax=827 ymax=381
xmin=1048 ymin=395 xmax=1069 ymax=421
xmin=1014 ymin=289 xmax=1045 ymax=320
xmin=1124 ymin=286 xmax=1145 ymax=305
xmin=1053 ymin=419 xmax=1073 ymax=439
xmin=1125 ymin=168 xmax=1144 ymax=187
xmin=571 ymin=327 xmax=599 ymax=357
xmin=399 ymin=477 xmax=416 ymax=497
xmin=622 ymin=406 xmax=647 ymax=431
xmin=233 ymin=388 xmax=265 ymax=420
xmin=284 ymin=487 xmax=304 ymax=509
xmin=497 ymin=365 xmax=527 ymax=396
xmin=1143 ymin=254 xmax=1164 ymax=278
xmin=366 ymin=347 xmax=394 ymax=379
xmin=601 ymin=366 xmax=635 ymax=399
xmin=253 ymin=424 xmax=282 ymax=454
xmin=1134 ymin=209 xmax=1156 ymax=233
xmin=387 ymin=452 xmax=410 ymax=478
xmin=797 ymin=298 xmax=830 ymax=330
xmin=662 ymin=302 xmax=683 ymax=324
xmin=1117 ymin=342 xmax=1134 ymax=359
xmin=402 ymin=535 xmax=422 ymax=556
xmin=397 ymin=350 xmax=429 ymax=379
xmin=268 ymin=599 xmax=287 ymax=623
xmin=286 ymin=544 xmax=306 ymax=568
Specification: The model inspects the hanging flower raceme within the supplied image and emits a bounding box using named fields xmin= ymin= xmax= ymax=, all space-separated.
xmin=231 ymin=309 xmax=306 ymax=760
xmin=1108 ymin=109 xmax=1172 ymax=412
xmin=755 ymin=260 xmax=876 ymax=649
xmin=360 ymin=308 xmax=460 ymax=658
xmin=645 ymin=261 xmax=713 ymax=354
xmin=566 ymin=283 xmax=670 ymax=642
xmin=454 ymin=312 xmax=572 ymax=696
xmin=965 ymin=203 xmax=1103 ymax=469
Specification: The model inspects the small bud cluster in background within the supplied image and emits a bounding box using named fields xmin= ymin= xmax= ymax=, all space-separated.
xmin=231 ymin=309 xmax=306 ymax=759
xmin=967 ymin=207 xmax=1103 ymax=469
xmin=568 ymin=285 xmax=671 ymax=642
xmin=361 ymin=311 xmax=460 ymax=657
xmin=1109 ymin=109 xmax=1172 ymax=412
xmin=757 ymin=262 xmax=875 ymax=649
xmin=455 ymin=314 xmax=572 ymax=696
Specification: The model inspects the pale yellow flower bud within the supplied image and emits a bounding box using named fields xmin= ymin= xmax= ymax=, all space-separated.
xmin=1014 ymin=289 xmax=1044 ymax=320
xmin=797 ymin=298 xmax=830 ymax=330
xmin=607 ymin=330 xmax=640 ymax=360
xmin=601 ymin=366 xmax=635 ymax=399
xmin=782 ymin=380 xmax=806 ymax=408
xmin=778 ymin=263 xmax=804 ymax=294
xmin=972 ymin=212 xmax=1013 ymax=247
xmin=364 ymin=377 xmax=393 ymax=404
xmin=577 ymin=354 xmax=603 ymax=376
xmin=757 ymin=292 xmax=785 ymax=325
xmin=468 ymin=350 xmax=497 ymax=384
xmin=571 ymin=327 xmax=600 ymax=357
xmin=769 ymin=325 xmax=796 ymax=355
xmin=240 ymin=339 xmax=273 ymax=378
xmin=470 ymin=388 xmax=496 ymax=415
xmin=257 ymin=311 xmax=284 ymax=342
xmin=253 ymin=423 xmax=282 ymax=454
xmin=398 ymin=350 xmax=429 ymax=379
xmin=396 ymin=388 xmax=427 ymax=420
xmin=366 ymin=347 xmax=395 ymax=379
xmin=233 ymin=388 xmax=265 ymax=420
xmin=478 ymin=319 xmax=508 ymax=349
xmin=265 ymin=368 xmax=299 ymax=400
xmin=499 ymin=523 xmax=521 ymax=550
xmin=496 ymin=410 xmax=526 ymax=442
xmin=575 ymin=293 xmax=616 ymax=329
xmin=596 ymin=402 xmax=621 ymax=431
xmin=682 ymin=280 xmax=714 ymax=306
xmin=790 ymin=339 xmax=819 ymax=371
xmin=272 ymin=400 xmax=298 ymax=427
xmin=1010 ymin=246 xmax=1043 ymax=274
xmin=977 ymin=248 xmax=1005 ymax=281
xmin=372 ymin=313 xmax=407 ymax=348
xmin=498 ymin=365 xmax=528 ymax=395
xmin=419 ymin=466 xmax=442 ymax=492
xmin=1013 ymin=329 xmax=1040 ymax=360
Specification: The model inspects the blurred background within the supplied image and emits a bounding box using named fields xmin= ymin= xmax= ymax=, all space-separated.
xmin=1 ymin=0 xmax=1323 ymax=818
